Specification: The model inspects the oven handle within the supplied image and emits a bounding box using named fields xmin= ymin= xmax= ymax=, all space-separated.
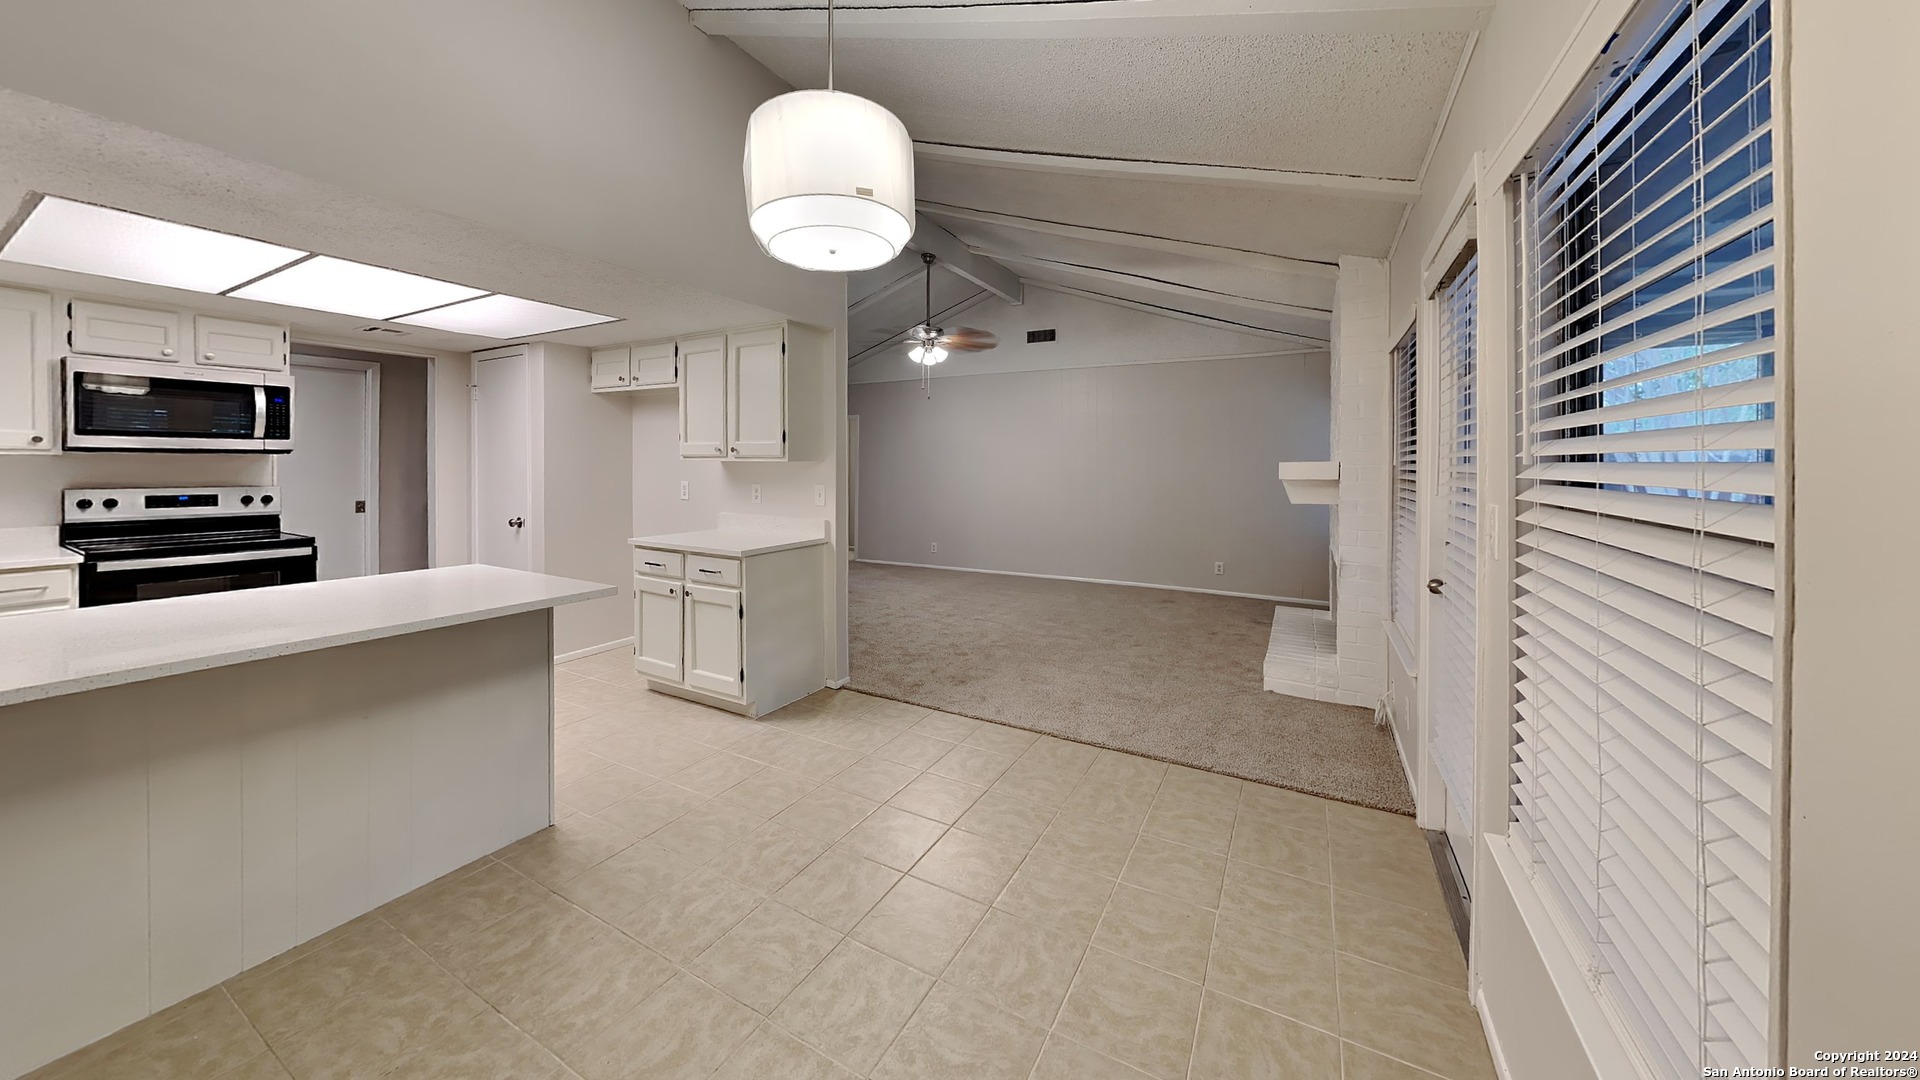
xmin=94 ymin=547 xmax=314 ymax=572
xmin=253 ymin=386 xmax=267 ymax=440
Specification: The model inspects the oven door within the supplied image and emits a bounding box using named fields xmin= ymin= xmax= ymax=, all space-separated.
xmin=64 ymin=357 xmax=270 ymax=452
xmin=79 ymin=547 xmax=318 ymax=607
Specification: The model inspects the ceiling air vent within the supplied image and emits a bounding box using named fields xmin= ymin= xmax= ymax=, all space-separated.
xmin=1026 ymin=328 xmax=1056 ymax=343
xmin=357 ymin=325 xmax=406 ymax=335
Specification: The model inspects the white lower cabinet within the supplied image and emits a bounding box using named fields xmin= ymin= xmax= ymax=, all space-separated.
xmin=632 ymin=574 xmax=684 ymax=681
xmin=629 ymin=535 xmax=827 ymax=717
xmin=683 ymin=584 xmax=742 ymax=697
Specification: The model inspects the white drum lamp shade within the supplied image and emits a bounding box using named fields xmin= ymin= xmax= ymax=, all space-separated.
xmin=744 ymin=90 xmax=914 ymax=273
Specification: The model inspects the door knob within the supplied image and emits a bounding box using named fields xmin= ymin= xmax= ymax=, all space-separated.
xmin=508 ymin=517 xmax=526 ymax=529
xmin=1427 ymin=578 xmax=1445 ymax=594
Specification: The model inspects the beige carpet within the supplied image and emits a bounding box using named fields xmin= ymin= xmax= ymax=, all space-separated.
xmin=848 ymin=563 xmax=1414 ymax=814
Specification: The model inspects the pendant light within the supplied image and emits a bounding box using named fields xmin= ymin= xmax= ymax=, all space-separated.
xmin=743 ymin=0 xmax=914 ymax=273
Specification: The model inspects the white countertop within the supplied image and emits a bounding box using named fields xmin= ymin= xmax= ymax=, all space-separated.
xmin=629 ymin=528 xmax=830 ymax=558
xmin=0 ymin=526 xmax=81 ymax=571
xmin=0 ymin=565 xmax=614 ymax=708
xmin=631 ymin=512 xmax=830 ymax=558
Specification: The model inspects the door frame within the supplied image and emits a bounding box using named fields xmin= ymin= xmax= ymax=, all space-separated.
xmin=847 ymin=414 xmax=860 ymax=557
xmin=286 ymin=354 xmax=381 ymax=577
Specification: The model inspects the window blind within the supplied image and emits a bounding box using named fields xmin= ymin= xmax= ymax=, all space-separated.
xmin=1390 ymin=326 xmax=1420 ymax=646
xmin=1433 ymin=253 xmax=1480 ymax=836
xmin=1512 ymin=0 xmax=1777 ymax=1074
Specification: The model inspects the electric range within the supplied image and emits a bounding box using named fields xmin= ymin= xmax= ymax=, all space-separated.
xmin=60 ymin=486 xmax=318 ymax=607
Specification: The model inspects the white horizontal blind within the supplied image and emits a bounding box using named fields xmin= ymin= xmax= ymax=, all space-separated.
xmin=1433 ymin=254 xmax=1479 ymax=836
xmin=1512 ymin=0 xmax=1777 ymax=1074
xmin=1391 ymin=325 xmax=1420 ymax=646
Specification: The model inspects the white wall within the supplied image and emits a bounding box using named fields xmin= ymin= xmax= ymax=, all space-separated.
xmin=849 ymin=291 xmax=1331 ymax=601
xmin=535 ymin=344 xmax=635 ymax=659
xmin=1781 ymin=0 xmax=1920 ymax=1062
xmin=0 ymin=454 xmax=271 ymax=528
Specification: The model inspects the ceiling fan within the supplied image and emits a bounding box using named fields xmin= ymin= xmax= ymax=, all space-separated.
xmin=905 ymin=252 xmax=995 ymax=392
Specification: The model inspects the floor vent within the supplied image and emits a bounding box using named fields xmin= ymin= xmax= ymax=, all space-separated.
xmin=1026 ymin=328 xmax=1056 ymax=343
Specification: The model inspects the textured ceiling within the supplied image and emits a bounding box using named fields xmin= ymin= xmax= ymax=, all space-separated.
xmin=0 ymin=89 xmax=783 ymax=353
xmin=916 ymin=160 xmax=1403 ymax=263
xmin=935 ymin=219 xmax=1337 ymax=311
xmin=724 ymin=31 xmax=1467 ymax=176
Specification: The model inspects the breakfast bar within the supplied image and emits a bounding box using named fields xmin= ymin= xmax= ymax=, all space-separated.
xmin=0 ymin=565 xmax=612 ymax=1078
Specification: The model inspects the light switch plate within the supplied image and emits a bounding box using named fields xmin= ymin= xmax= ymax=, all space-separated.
xmin=813 ymin=484 xmax=825 ymax=506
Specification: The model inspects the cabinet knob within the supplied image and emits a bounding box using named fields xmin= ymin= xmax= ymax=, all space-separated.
xmin=204 ymin=352 xmax=216 ymax=361
xmin=730 ymin=447 xmax=739 ymax=456
xmin=161 ymin=348 xmax=174 ymax=357
xmin=29 ymin=435 xmax=44 ymax=444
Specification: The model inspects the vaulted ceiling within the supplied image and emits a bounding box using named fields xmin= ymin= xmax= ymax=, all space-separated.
xmin=689 ymin=0 xmax=1487 ymax=356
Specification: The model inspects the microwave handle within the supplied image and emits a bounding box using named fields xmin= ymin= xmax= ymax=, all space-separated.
xmin=252 ymin=386 xmax=267 ymax=439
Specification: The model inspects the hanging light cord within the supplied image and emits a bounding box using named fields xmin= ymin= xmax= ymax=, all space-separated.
xmin=826 ymin=0 xmax=835 ymax=91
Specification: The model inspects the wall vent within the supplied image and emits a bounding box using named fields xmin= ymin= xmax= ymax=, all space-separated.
xmin=1026 ymin=328 xmax=1057 ymax=343
xmin=357 ymin=325 xmax=406 ymax=335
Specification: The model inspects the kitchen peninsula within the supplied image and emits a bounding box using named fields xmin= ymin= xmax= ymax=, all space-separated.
xmin=0 ymin=564 xmax=612 ymax=1078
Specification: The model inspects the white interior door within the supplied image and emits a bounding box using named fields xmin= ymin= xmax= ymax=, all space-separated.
xmin=632 ymin=575 xmax=684 ymax=681
xmin=281 ymin=358 xmax=377 ymax=580
xmin=474 ymin=349 xmax=533 ymax=570
xmin=1427 ymin=251 xmax=1480 ymax=887
xmin=683 ymin=584 xmax=742 ymax=697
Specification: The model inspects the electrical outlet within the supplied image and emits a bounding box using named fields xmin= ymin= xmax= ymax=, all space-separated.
xmin=678 ymin=480 xmax=689 ymax=501
xmin=930 ymin=542 xmax=938 ymax=554
xmin=813 ymin=484 xmax=826 ymax=506
xmin=751 ymin=484 xmax=762 ymax=504
xmin=1214 ymin=561 xmax=1225 ymax=575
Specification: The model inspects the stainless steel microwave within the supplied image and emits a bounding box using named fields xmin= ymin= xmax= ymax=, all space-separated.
xmin=63 ymin=357 xmax=293 ymax=453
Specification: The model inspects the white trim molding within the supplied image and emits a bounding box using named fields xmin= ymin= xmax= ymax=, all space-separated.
xmin=852 ymin=558 xmax=1329 ymax=608
xmin=555 ymin=636 xmax=634 ymax=665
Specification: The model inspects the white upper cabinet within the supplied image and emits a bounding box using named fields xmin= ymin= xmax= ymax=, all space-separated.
xmin=678 ymin=334 xmax=727 ymax=459
xmin=630 ymin=341 xmax=677 ymax=389
xmin=69 ymin=300 xmax=183 ymax=362
xmin=0 ymin=286 xmax=55 ymax=453
xmin=727 ymin=325 xmax=786 ymax=461
xmin=194 ymin=316 xmax=287 ymax=372
xmin=590 ymin=346 xmax=632 ymax=391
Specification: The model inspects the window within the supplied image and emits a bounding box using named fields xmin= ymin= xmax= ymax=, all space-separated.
xmin=1512 ymin=0 xmax=1777 ymax=1073
xmin=1389 ymin=325 xmax=1419 ymax=646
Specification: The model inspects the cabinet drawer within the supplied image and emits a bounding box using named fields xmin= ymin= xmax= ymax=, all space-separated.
xmin=0 ymin=567 xmax=74 ymax=616
xmin=633 ymin=547 xmax=684 ymax=578
xmin=684 ymin=554 xmax=741 ymax=588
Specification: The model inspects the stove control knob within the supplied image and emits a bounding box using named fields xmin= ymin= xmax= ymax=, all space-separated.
xmin=75 ymin=498 xmax=93 ymax=511
xmin=260 ymin=494 xmax=274 ymax=506
xmin=102 ymin=498 xmax=119 ymax=510
xmin=240 ymin=495 xmax=255 ymax=506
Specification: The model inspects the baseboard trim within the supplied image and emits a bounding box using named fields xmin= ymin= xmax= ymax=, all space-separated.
xmin=853 ymin=559 xmax=1330 ymax=608
xmin=555 ymin=637 xmax=633 ymax=664
xmin=1478 ymin=985 xmax=1516 ymax=1080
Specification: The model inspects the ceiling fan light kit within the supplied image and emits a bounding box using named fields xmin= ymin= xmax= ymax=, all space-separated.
xmin=742 ymin=0 xmax=913 ymax=273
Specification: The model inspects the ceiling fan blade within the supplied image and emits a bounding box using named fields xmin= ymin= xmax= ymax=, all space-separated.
xmin=937 ymin=328 xmax=998 ymax=352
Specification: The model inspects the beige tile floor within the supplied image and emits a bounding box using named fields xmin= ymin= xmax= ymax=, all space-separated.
xmin=27 ymin=651 xmax=1495 ymax=1080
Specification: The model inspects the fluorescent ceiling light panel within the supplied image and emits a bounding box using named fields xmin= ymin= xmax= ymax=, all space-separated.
xmin=230 ymin=255 xmax=487 ymax=319
xmin=0 ymin=196 xmax=306 ymax=293
xmin=395 ymin=295 xmax=617 ymax=338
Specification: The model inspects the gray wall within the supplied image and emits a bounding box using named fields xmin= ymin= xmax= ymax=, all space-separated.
xmin=372 ymin=355 xmax=429 ymax=574
xmin=851 ymin=352 xmax=1332 ymax=601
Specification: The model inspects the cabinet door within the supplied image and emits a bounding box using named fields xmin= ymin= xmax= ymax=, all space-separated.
xmin=682 ymin=584 xmax=742 ymax=698
xmin=69 ymin=300 xmax=183 ymax=361
xmin=590 ymin=347 xmax=631 ymax=391
xmin=633 ymin=574 xmax=684 ymax=682
xmin=630 ymin=342 xmax=677 ymax=389
xmin=195 ymin=316 xmax=288 ymax=371
xmin=0 ymin=287 xmax=55 ymax=452
xmin=678 ymin=334 xmax=727 ymax=458
xmin=727 ymin=325 xmax=786 ymax=460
